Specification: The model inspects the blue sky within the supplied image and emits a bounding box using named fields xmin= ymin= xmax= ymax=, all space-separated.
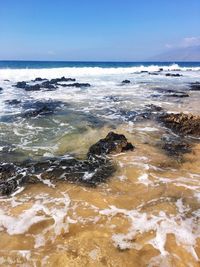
xmin=0 ymin=0 xmax=200 ymax=61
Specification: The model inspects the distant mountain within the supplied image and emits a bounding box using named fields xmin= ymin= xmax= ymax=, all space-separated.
xmin=150 ymin=45 xmax=200 ymax=61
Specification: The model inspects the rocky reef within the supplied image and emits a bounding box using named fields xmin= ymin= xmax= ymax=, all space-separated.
xmin=0 ymin=132 xmax=134 ymax=196
xmin=159 ymin=113 xmax=200 ymax=137
xmin=14 ymin=77 xmax=91 ymax=91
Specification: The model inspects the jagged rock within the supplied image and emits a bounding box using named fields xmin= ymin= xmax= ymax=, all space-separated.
xmin=165 ymin=73 xmax=182 ymax=77
xmin=49 ymin=77 xmax=76 ymax=84
xmin=32 ymin=77 xmax=47 ymax=82
xmin=58 ymin=82 xmax=91 ymax=88
xmin=40 ymin=81 xmax=57 ymax=90
xmin=0 ymin=132 xmax=134 ymax=195
xmin=159 ymin=113 xmax=200 ymax=137
xmin=87 ymin=131 xmax=134 ymax=157
xmin=24 ymin=84 xmax=41 ymax=91
xmin=15 ymin=81 xmax=27 ymax=89
xmin=122 ymin=80 xmax=131 ymax=84
xmin=22 ymin=101 xmax=62 ymax=117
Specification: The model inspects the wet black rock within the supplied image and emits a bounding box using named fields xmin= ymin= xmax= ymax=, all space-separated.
xmin=22 ymin=101 xmax=63 ymax=118
xmin=15 ymin=81 xmax=27 ymax=89
xmin=88 ymin=131 xmax=134 ymax=157
xmin=153 ymin=88 xmax=189 ymax=98
xmin=0 ymin=132 xmax=134 ymax=195
xmin=5 ymin=99 xmax=21 ymax=105
xmin=122 ymin=80 xmax=131 ymax=84
xmin=49 ymin=77 xmax=76 ymax=84
xmin=24 ymin=84 xmax=41 ymax=91
xmin=40 ymin=81 xmax=58 ymax=90
xmin=32 ymin=77 xmax=47 ymax=82
xmin=31 ymin=157 xmax=115 ymax=186
xmin=122 ymin=104 xmax=164 ymax=122
xmin=58 ymin=82 xmax=91 ymax=88
xmin=165 ymin=73 xmax=182 ymax=77
xmin=148 ymin=72 xmax=159 ymax=75
xmin=0 ymin=87 xmax=3 ymax=91
xmin=161 ymin=135 xmax=192 ymax=158
xmin=189 ymin=82 xmax=200 ymax=91
xmin=15 ymin=82 xmax=41 ymax=91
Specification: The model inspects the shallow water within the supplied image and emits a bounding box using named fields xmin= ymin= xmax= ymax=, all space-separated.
xmin=0 ymin=63 xmax=200 ymax=266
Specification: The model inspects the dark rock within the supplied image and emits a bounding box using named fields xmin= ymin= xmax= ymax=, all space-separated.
xmin=24 ymin=106 xmax=54 ymax=117
xmin=159 ymin=68 xmax=163 ymax=72
xmin=58 ymin=82 xmax=91 ymax=88
xmin=0 ymin=132 xmax=134 ymax=195
xmin=148 ymin=72 xmax=159 ymax=75
xmin=5 ymin=99 xmax=21 ymax=105
xmin=88 ymin=131 xmax=134 ymax=157
xmin=32 ymin=77 xmax=47 ymax=82
xmin=122 ymin=80 xmax=131 ymax=84
xmin=49 ymin=77 xmax=76 ymax=84
xmin=0 ymin=87 xmax=3 ymax=91
xmin=24 ymin=84 xmax=41 ymax=91
xmin=23 ymin=101 xmax=62 ymax=118
xmin=189 ymin=82 xmax=200 ymax=91
xmin=4 ymin=79 xmax=10 ymax=82
xmin=161 ymin=135 xmax=192 ymax=158
xmin=153 ymin=88 xmax=189 ymax=98
xmin=159 ymin=113 xmax=200 ymax=137
xmin=14 ymin=82 xmax=41 ymax=91
xmin=165 ymin=73 xmax=182 ymax=77
xmin=109 ymin=104 xmax=164 ymax=123
xmin=40 ymin=81 xmax=57 ymax=90
xmin=15 ymin=81 xmax=27 ymax=89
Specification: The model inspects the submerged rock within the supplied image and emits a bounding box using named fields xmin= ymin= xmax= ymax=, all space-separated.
xmin=5 ymin=99 xmax=21 ymax=105
xmin=22 ymin=100 xmax=63 ymax=118
xmin=161 ymin=135 xmax=192 ymax=158
xmin=24 ymin=84 xmax=41 ymax=91
xmin=0 ymin=132 xmax=134 ymax=195
xmin=159 ymin=113 xmax=200 ymax=137
xmin=189 ymin=82 xmax=200 ymax=91
xmin=153 ymin=88 xmax=189 ymax=98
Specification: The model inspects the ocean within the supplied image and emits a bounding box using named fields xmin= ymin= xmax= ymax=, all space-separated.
xmin=0 ymin=61 xmax=200 ymax=266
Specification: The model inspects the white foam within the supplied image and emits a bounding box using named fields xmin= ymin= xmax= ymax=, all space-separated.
xmin=0 ymin=193 xmax=72 ymax=249
xmin=137 ymin=173 xmax=152 ymax=186
xmin=99 ymin=204 xmax=200 ymax=260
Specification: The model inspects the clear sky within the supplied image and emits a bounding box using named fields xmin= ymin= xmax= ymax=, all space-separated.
xmin=0 ymin=0 xmax=200 ymax=61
